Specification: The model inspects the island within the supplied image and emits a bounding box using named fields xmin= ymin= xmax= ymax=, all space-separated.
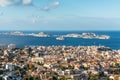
xmin=2 ymin=32 xmax=110 ymax=39
xmin=64 ymin=33 xmax=110 ymax=39
xmin=28 ymin=32 xmax=50 ymax=37
xmin=3 ymin=32 xmax=50 ymax=37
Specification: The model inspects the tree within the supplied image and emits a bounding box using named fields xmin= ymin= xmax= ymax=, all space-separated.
xmin=88 ymin=72 xmax=99 ymax=80
xmin=68 ymin=65 xmax=74 ymax=69
xmin=59 ymin=65 xmax=66 ymax=70
xmin=58 ymin=78 xmax=67 ymax=80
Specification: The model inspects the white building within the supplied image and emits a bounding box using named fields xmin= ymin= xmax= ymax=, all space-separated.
xmin=43 ymin=64 xmax=53 ymax=69
xmin=31 ymin=57 xmax=44 ymax=63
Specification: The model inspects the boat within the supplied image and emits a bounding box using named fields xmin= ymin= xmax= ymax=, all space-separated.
xmin=56 ymin=36 xmax=65 ymax=40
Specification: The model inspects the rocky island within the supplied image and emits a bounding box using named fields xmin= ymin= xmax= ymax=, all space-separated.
xmin=3 ymin=32 xmax=50 ymax=37
xmin=64 ymin=33 xmax=110 ymax=39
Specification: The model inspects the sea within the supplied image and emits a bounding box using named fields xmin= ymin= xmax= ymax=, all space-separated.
xmin=0 ymin=31 xmax=120 ymax=50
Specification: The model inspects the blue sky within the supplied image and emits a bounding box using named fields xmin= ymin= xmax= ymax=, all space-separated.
xmin=0 ymin=0 xmax=120 ymax=31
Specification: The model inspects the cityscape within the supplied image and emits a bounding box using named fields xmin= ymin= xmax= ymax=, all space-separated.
xmin=0 ymin=0 xmax=120 ymax=80
xmin=0 ymin=44 xmax=120 ymax=80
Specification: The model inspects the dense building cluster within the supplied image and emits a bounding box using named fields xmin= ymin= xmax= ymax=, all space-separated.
xmin=0 ymin=45 xmax=120 ymax=80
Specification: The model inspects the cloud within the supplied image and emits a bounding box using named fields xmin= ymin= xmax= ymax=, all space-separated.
xmin=42 ymin=1 xmax=60 ymax=11
xmin=50 ymin=2 xmax=60 ymax=7
xmin=0 ymin=0 xmax=59 ymax=12
xmin=22 ymin=0 xmax=32 ymax=5
xmin=0 ymin=0 xmax=19 ymax=7
xmin=0 ymin=0 xmax=32 ymax=7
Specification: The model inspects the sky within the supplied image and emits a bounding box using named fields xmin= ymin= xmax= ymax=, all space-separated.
xmin=0 ymin=0 xmax=120 ymax=31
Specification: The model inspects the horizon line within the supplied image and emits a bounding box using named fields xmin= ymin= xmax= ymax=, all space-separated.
xmin=0 ymin=30 xmax=120 ymax=31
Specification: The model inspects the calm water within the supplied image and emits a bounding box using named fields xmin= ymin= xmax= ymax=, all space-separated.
xmin=0 ymin=31 xmax=120 ymax=49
